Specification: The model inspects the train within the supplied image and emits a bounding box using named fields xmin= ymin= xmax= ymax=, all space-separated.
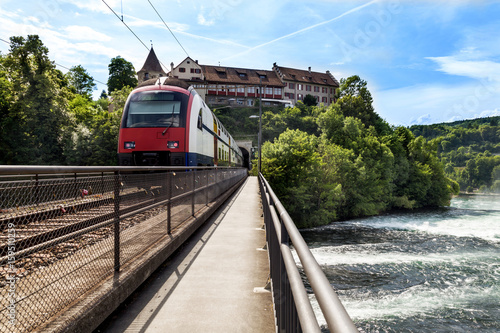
xmin=118 ymin=77 xmax=244 ymax=167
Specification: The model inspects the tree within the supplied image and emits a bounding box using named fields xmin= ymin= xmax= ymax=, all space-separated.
xmin=66 ymin=64 xmax=96 ymax=98
xmin=336 ymin=75 xmax=391 ymax=135
xmin=303 ymin=94 xmax=317 ymax=106
xmin=1 ymin=35 xmax=72 ymax=165
xmin=107 ymin=56 xmax=137 ymax=93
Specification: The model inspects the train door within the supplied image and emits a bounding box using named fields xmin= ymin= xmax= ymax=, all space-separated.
xmin=213 ymin=116 xmax=218 ymax=166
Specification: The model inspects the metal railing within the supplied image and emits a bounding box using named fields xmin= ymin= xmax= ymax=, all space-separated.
xmin=259 ymin=173 xmax=357 ymax=333
xmin=0 ymin=165 xmax=247 ymax=332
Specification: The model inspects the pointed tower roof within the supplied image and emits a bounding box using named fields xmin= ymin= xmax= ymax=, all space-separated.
xmin=139 ymin=47 xmax=167 ymax=74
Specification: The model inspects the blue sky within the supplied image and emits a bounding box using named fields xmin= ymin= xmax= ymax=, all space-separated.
xmin=1 ymin=0 xmax=499 ymax=126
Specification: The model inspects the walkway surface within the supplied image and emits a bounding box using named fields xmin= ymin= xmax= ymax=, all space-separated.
xmin=97 ymin=176 xmax=275 ymax=333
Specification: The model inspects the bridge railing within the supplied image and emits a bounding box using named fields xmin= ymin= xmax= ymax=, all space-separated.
xmin=258 ymin=173 xmax=358 ymax=333
xmin=0 ymin=165 xmax=247 ymax=333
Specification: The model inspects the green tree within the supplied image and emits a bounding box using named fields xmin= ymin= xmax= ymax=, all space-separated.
xmin=1 ymin=35 xmax=72 ymax=165
xmin=336 ymin=75 xmax=391 ymax=135
xmin=0 ymin=53 xmax=13 ymax=162
xmin=66 ymin=65 xmax=96 ymax=98
xmin=260 ymin=129 xmax=339 ymax=227
xmin=107 ymin=56 xmax=137 ymax=93
xmin=303 ymin=94 xmax=318 ymax=106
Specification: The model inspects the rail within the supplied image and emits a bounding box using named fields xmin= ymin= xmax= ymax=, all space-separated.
xmin=258 ymin=173 xmax=357 ymax=333
xmin=0 ymin=165 xmax=247 ymax=332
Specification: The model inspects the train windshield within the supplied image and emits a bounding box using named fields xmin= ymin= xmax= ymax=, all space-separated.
xmin=123 ymin=90 xmax=189 ymax=128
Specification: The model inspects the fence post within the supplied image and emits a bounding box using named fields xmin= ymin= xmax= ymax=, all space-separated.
xmin=113 ymin=171 xmax=121 ymax=272
xmin=192 ymin=170 xmax=196 ymax=216
xmin=167 ymin=172 xmax=172 ymax=234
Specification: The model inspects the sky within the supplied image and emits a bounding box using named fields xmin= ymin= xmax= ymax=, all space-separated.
xmin=1 ymin=0 xmax=500 ymax=126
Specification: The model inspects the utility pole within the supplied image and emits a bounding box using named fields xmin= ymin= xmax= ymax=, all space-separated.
xmin=258 ymin=77 xmax=262 ymax=174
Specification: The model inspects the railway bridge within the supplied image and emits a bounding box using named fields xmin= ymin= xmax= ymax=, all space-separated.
xmin=0 ymin=166 xmax=355 ymax=333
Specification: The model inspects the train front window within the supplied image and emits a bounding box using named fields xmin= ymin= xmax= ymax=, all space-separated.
xmin=123 ymin=91 xmax=188 ymax=128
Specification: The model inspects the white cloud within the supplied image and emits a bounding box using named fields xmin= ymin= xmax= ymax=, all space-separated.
xmin=476 ymin=108 xmax=500 ymax=119
xmin=63 ymin=26 xmax=112 ymax=42
xmin=59 ymin=0 xmax=119 ymax=13
xmin=197 ymin=13 xmax=213 ymax=26
xmin=374 ymin=81 xmax=500 ymax=126
xmin=124 ymin=14 xmax=189 ymax=32
xmin=427 ymin=56 xmax=500 ymax=82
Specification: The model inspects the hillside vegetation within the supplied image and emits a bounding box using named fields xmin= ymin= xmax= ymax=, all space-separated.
xmin=224 ymin=76 xmax=459 ymax=228
xmin=410 ymin=117 xmax=500 ymax=193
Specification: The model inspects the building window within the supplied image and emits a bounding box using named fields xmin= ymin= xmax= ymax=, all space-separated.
xmin=289 ymin=83 xmax=295 ymax=89
xmin=239 ymin=73 xmax=247 ymax=78
xmin=322 ymin=97 xmax=327 ymax=103
xmin=298 ymin=94 xmax=303 ymax=100
xmin=237 ymin=98 xmax=245 ymax=105
xmin=248 ymin=87 xmax=255 ymax=94
xmin=179 ymin=67 xmax=186 ymax=73
xmin=247 ymin=99 xmax=254 ymax=106
xmin=289 ymin=93 xmax=295 ymax=99
xmin=265 ymin=87 xmax=273 ymax=95
xmin=298 ymin=84 xmax=303 ymax=90
xmin=144 ymin=72 xmax=149 ymax=80
xmin=306 ymin=85 xmax=311 ymax=92
xmin=314 ymin=86 xmax=319 ymax=92
xmin=228 ymin=85 xmax=236 ymax=92
xmin=274 ymin=87 xmax=282 ymax=95
xmin=237 ymin=87 xmax=245 ymax=93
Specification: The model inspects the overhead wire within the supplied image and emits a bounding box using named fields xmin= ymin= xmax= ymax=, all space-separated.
xmin=101 ymin=0 xmax=172 ymax=71
xmin=101 ymin=0 xmax=150 ymax=52
xmin=0 ymin=37 xmax=107 ymax=86
xmin=147 ymin=0 xmax=190 ymax=58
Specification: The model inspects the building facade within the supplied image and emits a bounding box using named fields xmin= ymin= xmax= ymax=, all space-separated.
xmin=138 ymin=51 xmax=339 ymax=107
xmin=200 ymin=65 xmax=285 ymax=107
xmin=272 ymin=63 xmax=339 ymax=106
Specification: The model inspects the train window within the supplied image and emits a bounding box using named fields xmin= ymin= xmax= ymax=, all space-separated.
xmin=123 ymin=91 xmax=188 ymax=128
xmin=197 ymin=109 xmax=203 ymax=130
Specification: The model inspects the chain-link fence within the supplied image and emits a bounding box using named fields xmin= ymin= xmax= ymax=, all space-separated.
xmin=0 ymin=166 xmax=247 ymax=332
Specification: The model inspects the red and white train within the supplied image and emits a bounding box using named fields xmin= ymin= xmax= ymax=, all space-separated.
xmin=118 ymin=77 xmax=243 ymax=167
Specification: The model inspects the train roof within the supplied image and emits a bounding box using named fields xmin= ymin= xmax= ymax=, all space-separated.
xmin=137 ymin=77 xmax=191 ymax=90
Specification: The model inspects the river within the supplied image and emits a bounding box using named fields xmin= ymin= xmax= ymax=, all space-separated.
xmin=299 ymin=195 xmax=500 ymax=332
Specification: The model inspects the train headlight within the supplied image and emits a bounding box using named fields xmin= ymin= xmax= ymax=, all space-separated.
xmin=124 ymin=141 xmax=135 ymax=149
xmin=168 ymin=141 xmax=179 ymax=149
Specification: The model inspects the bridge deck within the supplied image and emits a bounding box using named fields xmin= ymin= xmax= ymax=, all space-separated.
xmin=98 ymin=176 xmax=275 ymax=333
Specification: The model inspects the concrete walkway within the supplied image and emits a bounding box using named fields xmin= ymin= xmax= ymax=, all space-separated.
xmin=97 ymin=176 xmax=275 ymax=333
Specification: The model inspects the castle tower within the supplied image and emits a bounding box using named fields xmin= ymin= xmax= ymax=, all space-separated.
xmin=137 ymin=47 xmax=167 ymax=84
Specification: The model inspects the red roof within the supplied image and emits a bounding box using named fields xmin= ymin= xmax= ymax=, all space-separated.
xmin=201 ymin=65 xmax=284 ymax=87
xmin=274 ymin=65 xmax=339 ymax=86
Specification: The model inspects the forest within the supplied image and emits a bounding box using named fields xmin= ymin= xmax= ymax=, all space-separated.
xmin=0 ymin=35 xmax=135 ymax=166
xmin=237 ymin=76 xmax=460 ymax=227
xmin=410 ymin=118 xmax=500 ymax=194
